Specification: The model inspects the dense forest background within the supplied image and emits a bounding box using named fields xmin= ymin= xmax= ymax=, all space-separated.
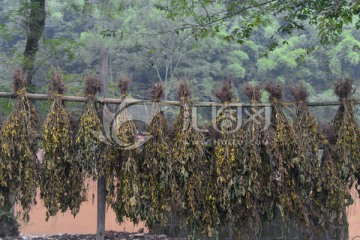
xmin=0 ymin=0 xmax=359 ymax=123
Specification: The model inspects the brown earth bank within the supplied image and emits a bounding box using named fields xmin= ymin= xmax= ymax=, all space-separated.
xmin=20 ymin=182 xmax=146 ymax=235
xmin=16 ymin=182 xmax=360 ymax=239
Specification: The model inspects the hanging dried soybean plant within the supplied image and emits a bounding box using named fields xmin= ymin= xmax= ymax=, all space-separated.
xmin=140 ymin=83 xmax=171 ymax=228
xmin=263 ymin=83 xmax=304 ymax=223
xmin=0 ymin=121 xmax=5 ymax=207
xmin=76 ymin=75 xmax=103 ymax=179
xmin=211 ymin=81 xmax=240 ymax=220
xmin=332 ymin=79 xmax=360 ymax=190
xmin=0 ymin=70 xmax=39 ymax=222
xmin=170 ymin=80 xmax=209 ymax=232
xmin=290 ymin=84 xmax=321 ymax=168
xmin=313 ymin=124 xmax=351 ymax=239
xmin=290 ymin=84 xmax=323 ymax=222
xmin=231 ymin=84 xmax=271 ymax=235
xmin=107 ymin=76 xmax=142 ymax=224
xmin=40 ymin=72 xmax=86 ymax=220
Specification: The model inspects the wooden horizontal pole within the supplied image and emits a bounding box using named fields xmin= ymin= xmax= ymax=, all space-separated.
xmin=0 ymin=91 xmax=359 ymax=107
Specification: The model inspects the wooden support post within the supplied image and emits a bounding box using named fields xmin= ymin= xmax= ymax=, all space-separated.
xmin=96 ymin=47 xmax=109 ymax=240
xmin=96 ymin=175 xmax=106 ymax=240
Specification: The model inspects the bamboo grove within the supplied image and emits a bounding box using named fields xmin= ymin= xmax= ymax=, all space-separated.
xmin=0 ymin=71 xmax=359 ymax=239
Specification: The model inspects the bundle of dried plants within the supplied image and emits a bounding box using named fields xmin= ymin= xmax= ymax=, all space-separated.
xmin=311 ymin=124 xmax=352 ymax=239
xmin=0 ymin=121 xmax=5 ymax=207
xmin=211 ymin=81 xmax=240 ymax=221
xmin=263 ymin=83 xmax=305 ymax=224
xmin=105 ymin=78 xmax=142 ymax=224
xmin=290 ymin=84 xmax=326 ymax=229
xmin=76 ymin=75 xmax=103 ymax=179
xmin=231 ymin=84 xmax=271 ymax=237
xmin=170 ymin=80 xmax=210 ymax=234
xmin=331 ymin=79 xmax=360 ymax=192
xmin=0 ymin=69 xmax=39 ymax=222
xmin=140 ymin=83 xmax=171 ymax=228
xmin=40 ymin=72 xmax=86 ymax=220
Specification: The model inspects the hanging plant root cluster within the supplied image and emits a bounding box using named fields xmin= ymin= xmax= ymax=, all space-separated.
xmin=0 ymin=71 xmax=359 ymax=239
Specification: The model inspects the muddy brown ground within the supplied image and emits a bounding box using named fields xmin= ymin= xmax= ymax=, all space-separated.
xmin=4 ymin=231 xmax=184 ymax=240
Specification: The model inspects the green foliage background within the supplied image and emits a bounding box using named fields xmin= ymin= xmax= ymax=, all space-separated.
xmin=0 ymin=1 xmax=359 ymax=110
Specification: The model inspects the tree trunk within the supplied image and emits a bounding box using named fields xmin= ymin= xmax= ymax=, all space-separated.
xmin=100 ymin=48 xmax=109 ymax=97
xmin=96 ymin=47 xmax=109 ymax=240
xmin=1 ymin=1 xmax=46 ymax=235
xmin=23 ymin=0 xmax=46 ymax=90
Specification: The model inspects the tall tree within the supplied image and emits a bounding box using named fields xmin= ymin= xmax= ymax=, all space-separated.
xmin=23 ymin=0 xmax=46 ymax=90
xmin=1 ymin=1 xmax=45 ymax=237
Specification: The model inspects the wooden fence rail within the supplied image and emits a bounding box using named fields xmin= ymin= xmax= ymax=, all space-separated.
xmin=0 ymin=91 xmax=359 ymax=107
